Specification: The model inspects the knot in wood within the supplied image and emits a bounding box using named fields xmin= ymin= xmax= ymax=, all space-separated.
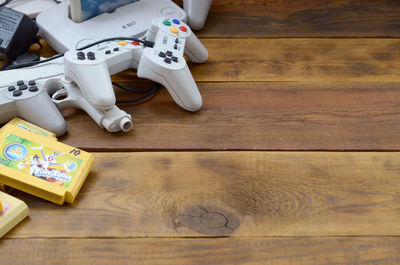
xmin=177 ymin=205 xmax=240 ymax=236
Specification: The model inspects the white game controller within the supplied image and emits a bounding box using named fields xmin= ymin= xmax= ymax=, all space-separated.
xmin=0 ymin=63 xmax=133 ymax=136
xmin=0 ymin=80 xmax=67 ymax=136
xmin=183 ymin=0 xmax=213 ymax=30
xmin=65 ymin=18 xmax=207 ymax=112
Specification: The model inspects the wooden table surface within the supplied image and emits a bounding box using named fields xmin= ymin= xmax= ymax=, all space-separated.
xmin=2 ymin=1 xmax=400 ymax=264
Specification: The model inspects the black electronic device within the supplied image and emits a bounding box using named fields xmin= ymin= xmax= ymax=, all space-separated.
xmin=0 ymin=7 xmax=38 ymax=60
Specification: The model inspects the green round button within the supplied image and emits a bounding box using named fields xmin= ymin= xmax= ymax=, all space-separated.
xmin=163 ymin=20 xmax=171 ymax=26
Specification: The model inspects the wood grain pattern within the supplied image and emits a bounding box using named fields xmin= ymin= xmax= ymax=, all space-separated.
xmin=178 ymin=0 xmax=400 ymax=38
xmin=37 ymin=38 xmax=400 ymax=83
xmin=2 ymin=237 xmax=400 ymax=265
xmin=5 ymin=152 xmax=400 ymax=238
xmin=5 ymin=2 xmax=400 ymax=264
xmin=59 ymin=82 xmax=400 ymax=151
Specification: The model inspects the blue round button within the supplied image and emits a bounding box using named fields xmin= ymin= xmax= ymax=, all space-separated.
xmin=172 ymin=19 xmax=180 ymax=25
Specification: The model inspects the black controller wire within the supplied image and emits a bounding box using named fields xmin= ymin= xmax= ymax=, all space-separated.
xmin=0 ymin=0 xmax=12 ymax=7
xmin=1 ymin=37 xmax=154 ymax=71
xmin=0 ymin=36 xmax=159 ymax=102
xmin=114 ymin=82 xmax=160 ymax=104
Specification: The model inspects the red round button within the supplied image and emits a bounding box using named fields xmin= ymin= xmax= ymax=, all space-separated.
xmin=179 ymin=26 xmax=188 ymax=32
xmin=132 ymin=41 xmax=140 ymax=46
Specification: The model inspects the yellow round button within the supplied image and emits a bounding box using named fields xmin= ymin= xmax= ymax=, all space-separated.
xmin=170 ymin=27 xmax=179 ymax=34
xmin=119 ymin=41 xmax=128 ymax=46
xmin=0 ymin=201 xmax=3 ymax=212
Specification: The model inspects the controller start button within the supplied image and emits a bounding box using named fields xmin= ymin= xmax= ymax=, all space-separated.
xmin=119 ymin=41 xmax=128 ymax=46
xmin=170 ymin=27 xmax=179 ymax=34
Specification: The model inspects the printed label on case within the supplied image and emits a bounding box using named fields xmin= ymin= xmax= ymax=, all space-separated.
xmin=15 ymin=122 xmax=51 ymax=137
xmin=0 ymin=134 xmax=82 ymax=188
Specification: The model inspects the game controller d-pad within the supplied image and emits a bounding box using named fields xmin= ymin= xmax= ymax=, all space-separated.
xmin=5 ymin=80 xmax=43 ymax=99
xmin=158 ymin=51 xmax=179 ymax=64
xmin=0 ymin=80 xmax=67 ymax=136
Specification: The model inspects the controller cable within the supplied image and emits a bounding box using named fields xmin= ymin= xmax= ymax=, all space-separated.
xmin=0 ymin=0 xmax=12 ymax=7
xmin=114 ymin=82 xmax=159 ymax=104
xmin=2 ymin=37 xmax=154 ymax=71
xmin=0 ymin=36 xmax=158 ymax=102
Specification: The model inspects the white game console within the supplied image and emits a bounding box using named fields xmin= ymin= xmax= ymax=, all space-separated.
xmin=36 ymin=0 xmax=186 ymax=53
xmin=36 ymin=0 xmax=213 ymax=54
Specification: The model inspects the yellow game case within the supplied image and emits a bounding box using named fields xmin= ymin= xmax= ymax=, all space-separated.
xmin=0 ymin=125 xmax=94 ymax=205
xmin=4 ymin=118 xmax=58 ymax=140
xmin=0 ymin=191 xmax=29 ymax=238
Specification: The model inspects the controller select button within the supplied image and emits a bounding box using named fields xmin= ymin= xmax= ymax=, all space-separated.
xmin=172 ymin=57 xmax=178 ymax=62
xmin=105 ymin=50 xmax=111 ymax=54
xmin=179 ymin=26 xmax=188 ymax=32
xmin=170 ymin=27 xmax=179 ymax=34
xmin=163 ymin=20 xmax=171 ymax=26
xmin=159 ymin=52 xmax=166 ymax=58
xmin=28 ymin=80 xmax=36 ymax=86
xmin=19 ymin=85 xmax=28 ymax=90
xmin=8 ymin=86 xmax=15 ymax=92
xmin=172 ymin=19 xmax=180 ymax=25
xmin=29 ymin=86 xmax=38 ymax=92
xmin=164 ymin=58 xmax=172 ymax=64
xmin=175 ymin=38 xmax=179 ymax=43
xmin=17 ymin=80 xmax=24 ymax=86
xmin=113 ymin=47 xmax=120 ymax=51
xmin=174 ymin=44 xmax=178 ymax=50
xmin=13 ymin=90 xmax=22 ymax=97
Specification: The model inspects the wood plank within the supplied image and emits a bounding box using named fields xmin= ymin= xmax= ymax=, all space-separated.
xmin=1 ymin=237 xmax=400 ymax=265
xmin=178 ymin=0 xmax=400 ymax=38
xmin=112 ymin=38 xmax=400 ymax=83
xmin=37 ymin=39 xmax=400 ymax=83
xmin=4 ymin=152 xmax=400 ymax=238
xmin=59 ymin=82 xmax=400 ymax=151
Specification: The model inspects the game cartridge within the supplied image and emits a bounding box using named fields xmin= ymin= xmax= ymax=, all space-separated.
xmin=4 ymin=118 xmax=58 ymax=140
xmin=0 ymin=125 xmax=94 ymax=205
xmin=0 ymin=191 xmax=29 ymax=238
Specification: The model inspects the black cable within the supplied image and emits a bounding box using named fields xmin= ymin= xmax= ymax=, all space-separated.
xmin=3 ymin=53 xmax=64 ymax=70
xmin=112 ymin=82 xmax=154 ymax=94
xmin=76 ymin=37 xmax=154 ymax=51
xmin=0 ymin=0 xmax=13 ymax=8
xmin=1 ymin=37 xmax=154 ymax=71
xmin=116 ymin=83 xmax=159 ymax=104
